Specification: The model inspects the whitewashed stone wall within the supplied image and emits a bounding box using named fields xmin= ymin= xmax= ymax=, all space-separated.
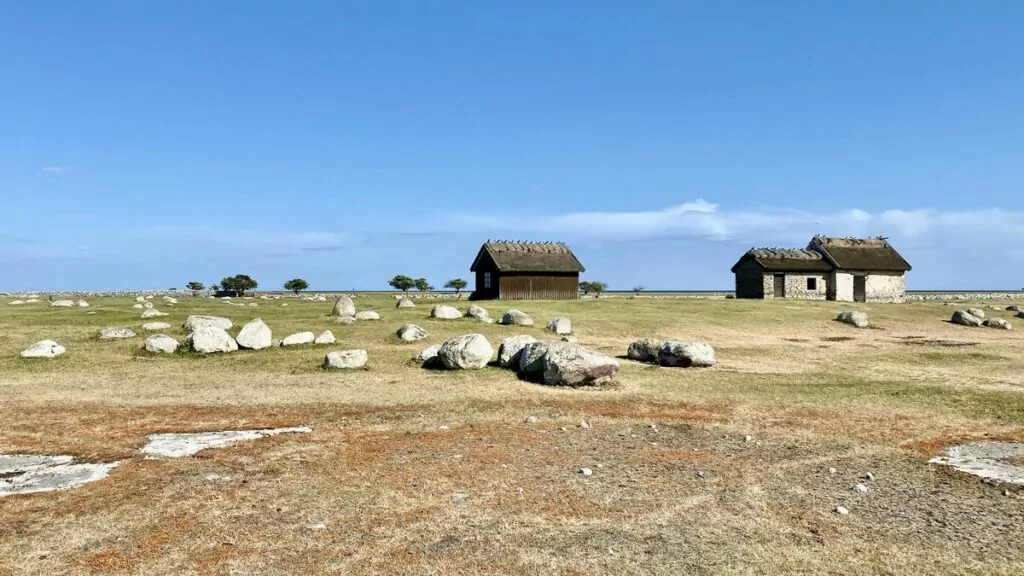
xmin=762 ymin=272 xmax=827 ymax=300
xmin=865 ymin=272 xmax=906 ymax=303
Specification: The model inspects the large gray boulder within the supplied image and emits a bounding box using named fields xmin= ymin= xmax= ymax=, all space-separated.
xmin=430 ymin=305 xmax=462 ymax=320
xmin=183 ymin=315 xmax=233 ymax=331
xmin=416 ymin=344 xmax=441 ymax=363
xmin=966 ymin=308 xmax=986 ymax=320
xmin=282 ymin=331 xmax=316 ymax=346
xmin=142 ymin=322 xmax=171 ymax=331
xmin=396 ymin=297 xmax=416 ymax=308
xmin=141 ymin=308 xmax=168 ymax=318
xmin=951 ymin=310 xmax=983 ymax=327
xmin=627 ymin=338 xmax=663 ymax=363
xmin=99 ymin=327 xmax=136 ymax=340
xmin=145 ymin=334 xmax=179 ymax=354
xmin=20 ymin=340 xmax=65 ymax=358
xmin=498 ymin=335 xmax=539 ymax=368
xmin=50 ymin=299 xmax=75 ymax=307
xmin=186 ymin=326 xmax=238 ymax=353
xmin=236 ymin=318 xmax=272 ymax=350
xmin=465 ymin=304 xmax=490 ymax=321
xmin=518 ymin=341 xmax=556 ymax=374
xmin=314 ymin=330 xmax=336 ymax=344
xmin=836 ymin=310 xmax=869 ymax=328
xmin=541 ymin=343 xmax=620 ymax=386
xmin=324 ymin=349 xmax=368 ymax=369
xmin=659 ymin=341 xmax=717 ymax=368
xmin=437 ymin=334 xmax=493 ymax=369
xmin=501 ymin=309 xmax=534 ymax=326
xmin=396 ymin=324 xmax=429 ymax=341
xmin=546 ymin=317 xmax=572 ymax=335
xmin=332 ymin=296 xmax=356 ymax=317
xmin=355 ymin=310 xmax=380 ymax=321
xmin=983 ymin=318 xmax=1012 ymax=330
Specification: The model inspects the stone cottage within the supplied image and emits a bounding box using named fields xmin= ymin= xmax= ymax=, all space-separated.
xmin=731 ymin=236 xmax=911 ymax=302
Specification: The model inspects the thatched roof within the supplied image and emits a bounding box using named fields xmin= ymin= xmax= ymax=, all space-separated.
xmin=731 ymin=248 xmax=832 ymax=272
xmin=810 ymin=236 xmax=911 ymax=271
xmin=471 ymin=241 xmax=585 ymax=273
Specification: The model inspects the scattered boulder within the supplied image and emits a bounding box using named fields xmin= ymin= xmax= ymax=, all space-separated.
xmin=50 ymin=300 xmax=75 ymax=307
xmin=186 ymin=326 xmax=238 ymax=354
xmin=135 ymin=296 xmax=146 ymax=302
xmin=658 ymin=341 xmax=717 ymax=368
xmin=1007 ymin=305 xmax=1021 ymax=312
xmin=397 ymin=324 xmax=429 ymax=341
xmin=465 ymin=305 xmax=490 ymax=321
xmin=430 ymin=305 xmax=462 ymax=320
xmin=498 ymin=335 xmax=539 ymax=368
xmin=282 ymin=331 xmax=316 ymax=346
xmin=183 ymin=315 xmax=233 ymax=331
xmin=951 ymin=310 xmax=983 ymax=327
xmin=236 ymin=318 xmax=273 ymax=350
xmin=145 ymin=334 xmax=179 ymax=354
xmin=836 ymin=310 xmax=869 ymax=328
xmin=501 ymin=309 xmax=534 ymax=326
xmin=355 ymin=310 xmax=380 ymax=321
xmin=518 ymin=342 xmax=554 ymax=375
xmin=332 ymin=296 xmax=356 ymax=318
xmin=546 ymin=317 xmax=572 ymax=335
xmin=99 ymin=327 xmax=136 ymax=340
xmin=335 ymin=315 xmax=356 ymax=325
xmin=76 ymin=299 xmax=90 ymax=307
xmin=437 ymin=334 xmax=494 ymax=369
xmin=627 ymin=338 xmax=663 ymax=362
xmin=966 ymin=308 xmax=986 ymax=319
xmin=314 ymin=330 xmax=336 ymax=344
xmin=132 ymin=303 xmax=144 ymax=309
xmin=8 ymin=300 xmax=24 ymax=305
xmin=20 ymin=340 xmax=65 ymax=358
xmin=983 ymin=318 xmax=1012 ymax=330
xmin=396 ymin=297 xmax=416 ymax=308
xmin=143 ymin=302 xmax=154 ymax=309
xmin=142 ymin=322 xmax=171 ymax=331
xmin=541 ymin=343 xmax=619 ymax=386
xmin=324 ymin=349 xmax=368 ymax=369
xmin=141 ymin=308 xmax=168 ymax=318
xmin=416 ymin=344 xmax=441 ymax=363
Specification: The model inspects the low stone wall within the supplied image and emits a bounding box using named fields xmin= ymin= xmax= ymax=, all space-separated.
xmin=907 ymin=292 xmax=1024 ymax=301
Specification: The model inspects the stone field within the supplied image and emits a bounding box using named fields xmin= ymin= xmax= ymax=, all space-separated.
xmin=1 ymin=293 xmax=1023 ymax=575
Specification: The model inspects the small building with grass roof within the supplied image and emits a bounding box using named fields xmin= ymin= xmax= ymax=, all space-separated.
xmin=470 ymin=241 xmax=585 ymax=300
xmin=732 ymin=236 xmax=911 ymax=302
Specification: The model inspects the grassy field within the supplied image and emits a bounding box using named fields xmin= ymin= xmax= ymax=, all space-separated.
xmin=1 ymin=295 xmax=1023 ymax=575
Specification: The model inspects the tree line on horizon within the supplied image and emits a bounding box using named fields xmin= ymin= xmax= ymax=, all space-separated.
xmin=182 ymin=275 xmax=608 ymax=296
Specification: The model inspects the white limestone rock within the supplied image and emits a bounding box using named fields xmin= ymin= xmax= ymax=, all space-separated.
xmin=314 ymin=330 xmax=336 ymax=344
xmin=142 ymin=322 xmax=171 ymax=331
xmin=20 ymin=340 xmax=65 ymax=358
xmin=627 ymin=338 xmax=663 ymax=363
xmin=145 ymin=334 xmax=179 ymax=354
xmin=501 ymin=309 xmax=534 ymax=326
xmin=951 ymin=310 xmax=983 ymax=327
xmin=332 ymin=296 xmax=356 ymax=317
xmin=836 ymin=310 xmax=869 ymax=328
xmin=50 ymin=300 xmax=75 ymax=308
xmin=541 ymin=344 xmax=620 ymax=386
xmin=282 ymin=331 xmax=316 ymax=346
xmin=355 ymin=311 xmax=380 ymax=321
xmin=546 ymin=316 xmax=572 ymax=335
xmin=183 ymin=315 xmax=233 ymax=331
xmin=430 ymin=305 xmax=462 ymax=320
xmin=236 ymin=318 xmax=272 ymax=350
xmin=99 ymin=327 xmax=136 ymax=340
xmin=396 ymin=324 xmax=429 ymax=341
xmin=497 ymin=335 xmax=539 ymax=368
xmin=659 ymin=341 xmax=717 ymax=368
xmin=396 ymin=297 xmax=416 ymax=308
xmin=324 ymin=349 xmax=368 ymax=369
xmin=437 ymin=334 xmax=494 ymax=370
xmin=186 ymin=326 xmax=238 ymax=354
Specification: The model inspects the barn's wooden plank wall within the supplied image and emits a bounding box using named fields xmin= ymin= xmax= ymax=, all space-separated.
xmin=498 ymin=273 xmax=579 ymax=300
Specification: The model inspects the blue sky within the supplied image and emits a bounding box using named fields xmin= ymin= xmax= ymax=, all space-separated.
xmin=3 ymin=1 xmax=1023 ymax=291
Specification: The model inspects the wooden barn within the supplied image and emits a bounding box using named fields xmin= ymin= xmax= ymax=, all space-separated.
xmin=469 ymin=241 xmax=584 ymax=300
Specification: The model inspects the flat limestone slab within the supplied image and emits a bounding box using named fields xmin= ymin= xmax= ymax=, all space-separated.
xmin=0 ymin=454 xmax=119 ymax=497
xmin=929 ymin=441 xmax=1024 ymax=485
xmin=139 ymin=426 xmax=313 ymax=458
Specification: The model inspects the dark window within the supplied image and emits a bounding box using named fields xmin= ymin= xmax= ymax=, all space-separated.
xmin=483 ymin=272 xmax=492 ymax=289
xmin=807 ymin=278 xmax=817 ymax=291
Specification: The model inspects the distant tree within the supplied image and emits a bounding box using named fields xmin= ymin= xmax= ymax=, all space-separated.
xmin=444 ymin=278 xmax=468 ymax=294
xmin=388 ymin=274 xmax=416 ymax=292
xmin=220 ymin=274 xmax=258 ymax=296
xmin=633 ymin=285 xmax=645 ymax=296
xmin=580 ymin=280 xmax=608 ymax=298
xmin=283 ymin=278 xmax=310 ymax=294
xmin=413 ymin=277 xmax=430 ymax=292
xmin=210 ymin=284 xmax=220 ymax=292
xmin=185 ymin=281 xmax=205 ymax=296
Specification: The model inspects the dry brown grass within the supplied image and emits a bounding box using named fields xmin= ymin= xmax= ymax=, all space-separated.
xmin=2 ymin=295 xmax=1024 ymax=574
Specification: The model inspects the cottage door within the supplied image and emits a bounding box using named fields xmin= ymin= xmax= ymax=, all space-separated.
xmin=773 ymin=274 xmax=786 ymax=298
xmin=853 ymin=276 xmax=866 ymax=302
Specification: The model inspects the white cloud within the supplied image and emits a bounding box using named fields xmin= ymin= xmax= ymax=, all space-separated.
xmin=445 ymin=201 xmax=1024 ymax=249
xmin=39 ymin=166 xmax=69 ymax=174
